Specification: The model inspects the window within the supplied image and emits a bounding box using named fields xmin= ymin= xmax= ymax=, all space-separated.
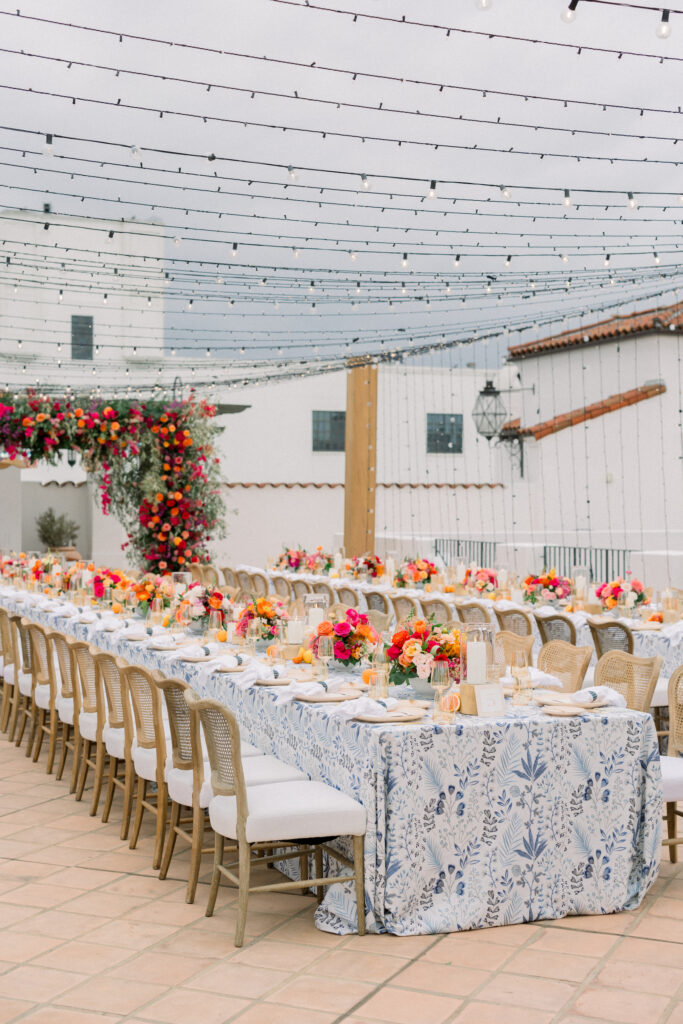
xmin=71 ymin=315 xmax=93 ymax=360
xmin=427 ymin=413 xmax=463 ymax=453
xmin=312 ymin=410 xmax=346 ymax=452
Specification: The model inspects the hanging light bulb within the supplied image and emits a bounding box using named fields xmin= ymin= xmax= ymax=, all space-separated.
xmin=603 ymin=254 xmax=611 ymax=267
xmin=231 ymin=242 xmax=238 ymax=258
xmin=475 ymin=0 xmax=493 ymax=9
xmin=401 ymin=253 xmax=409 ymax=267
xmin=500 ymin=185 xmax=511 ymax=199
xmin=427 ymin=179 xmax=437 ymax=199
xmin=654 ymin=252 xmax=661 ymax=264
xmin=445 ymin=282 xmax=451 ymax=293
xmin=58 ymin=289 xmax=63 ymax=302
xmin=349 ymin=250 xmax=357 ymax=260
xmin=563 ymin=189 xmax=572 ymax=206
xmin=174 ymin=236 xmax=181 ymax=246
xmin=130 ymin=144 xmax=141 ymax=159
xmin=43 ymin=133 xmax=53 ymax=156
xmin=656 ymin=9 xmax=672 ymax=37
xmin=627 ymin=191 xmax=637 ymax=208
xmin=360 ymin=173 xmax=370 ymax=190
xmin=292 ymin=247 xmax=300 ymax=258
xmin=678 ymin=195 xmax=683 ymax=204
xmin=505 ymin=255 xmax=512 ymax=267
xmin=103 ymin=293 xmax=108 ymax=304
xmin=309 ymin=280 xmax=315 ymax=293
xmin=401 ymin=283 xmax=407 ymax=295
xmin=187 ymin=299 xmax=193 ymax=310
xmin=356 ymin=281 xmax=361 ymax=294
xmin=453 ymin=254 xmax=461 ymax=267
xmin=287 ymin=165 xmax=297 ymax=182
xmin=216 ymin=276 xmax=223 ymax=284
xmin=561 ymin=0 xmax=579 ymax=22
xmin=561 ymin=253 xmax=569 ymax=263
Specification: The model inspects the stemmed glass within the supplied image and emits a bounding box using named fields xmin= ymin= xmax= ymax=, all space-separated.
xmin=206 ymin=609 xmax=223 ymax=642
xmin=372 ymin=641 xmax=389 ymax=698
xmin=317 ymin=635 xmax=334 ymax=680
xmin=148 ymin=596 xmax=164 ymax=627
xmin=431 ymin=661 xmax=450 ymax=721
xmin=246 ymin=618 xmax=260 ymax=655
xmin=510 ymin=650 xmax=532 ymax=705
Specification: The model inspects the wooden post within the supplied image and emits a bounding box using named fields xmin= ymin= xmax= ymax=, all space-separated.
xmin=344 ymin=360 xmax=377 ymax=557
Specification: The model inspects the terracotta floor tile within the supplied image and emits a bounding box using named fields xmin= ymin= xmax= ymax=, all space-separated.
xmin=546 ymin=913 xmax=637 ymax=935
xmin=665 ymin=1003 xmax=683 ymax=1024
xmin=0 ymin=882 xmax=85 ymax=909
xmin=644 ymin=895 xmax=683 ymax=919
xmin=340 ymin=932 xmax=440 ymax=957
xmin=530 ymin=928 xmax=617 ymax=957
xmin=54 ymin=975 xmax=168 ymax=1015
xmin=102 ymin=875 xmax=184 ymax=898
xmin=476 ymin=972 xmax=576 ymax=1011
xmin=234 ymin=1007 xmax=337 ymax=1024
xmin=124 ymin=899 xmax=206 ymax=927
xmin=109 ymin=950 xmax=213 ymax=985
xmin=14 ymin=1010 xmax=122 ymax=1024
xmin=391 ymin=959 xmax=490 ymax=997
xmin=630 ymin=916 xmax=683 ymax=943
xmin=503 ymin=948 xmax=598 ymax=983
xmin=312 ymin=949 xmax=403 ymax=984
xmin=15 ymin=909 xmax=105 ymax=940
xmin=81 ymin=918 xmax=178 ymax=950
xmin=43 ymin=867 xmax=123 ymax=891
xmin=0 ymin=965 xmax=87 ymax=1002
xmin=264 ymin=974 xmax=375 ymax=1015
xmin=0 ymin=859 xmax=60 ymax=881
xmin=454 ymin=1003 xmax=553 ymax=1024
xmin=135 ymin=988 xmax=250 ymax=1024
xmin=185 ymin=961 xmax=290 ymax=998
xmin=351 ymin=986 xmax=457 ymax=1024
xmin=33 ymin=940 xmax=132 ymax=975
xmin=0 ymin=998 xmax=35 ymax=1024
xmin=610 ymin=936 xmax=683 ymax=968
xmin=594 ymin=959 xmax=683 ymax=996
xmin=0 ymin=931 xmax=62 ymax=963
xmin=456 ymin=923 xmax=541 ymax=947
xmin=571 ymin=984 xmax=670 ymax=1024
xmin=59 ymin=891 xmax=150 ymax=918
xmin=421 ymin=935 xmax=514 ymax=969
xmin=229 ymin=939 xmax=326 ymax=972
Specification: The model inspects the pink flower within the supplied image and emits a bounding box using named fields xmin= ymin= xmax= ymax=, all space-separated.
xmin=413 ymin=651 xmax=434 ymax=679
xmin=334 ymin=640 xmax=351 ymax=660
xmin=334 ymin=621 xmax=351 ymax=638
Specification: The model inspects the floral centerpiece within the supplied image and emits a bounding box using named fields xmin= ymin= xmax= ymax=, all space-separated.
xmin=182 ymin=581 xmax=234 ymax=625
xmin=385 ymin=619 xmax=462 ymax=685
xmin=463 ymin=568 xmax=497 ymax=594
xmin=394 ymin=557 xmax=437 ymax=588
xmin=275 ymin=547 xmax=307 ymax=572
xmin=92 ymin=567 xmax=129 ymax=599
xmin=132 ymin=574 xmax=177 ymax=613
xmin=305 ymin=546 xmax=333 ymax=573
xmin=236 ymin=596 xmax=288 ymax=640
xmin=596 ymin=574 xmax=647 ymax=611
xmin=350 ymin=554 xmax=384 ymax=579
xmin=309 ymin=608 xmax=378 ymax=664
xmin=522 ymin=571 xmax=571 ymax=604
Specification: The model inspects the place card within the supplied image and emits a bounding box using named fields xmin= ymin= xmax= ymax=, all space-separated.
xmin=459 ymin=681 xmax=506 ymax=717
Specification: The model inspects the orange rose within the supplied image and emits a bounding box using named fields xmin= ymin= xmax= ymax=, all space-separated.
xmin=208 ymin=595 xmax=222 ymax=609
xmin=412 ymin=620 xmax=429 ymax=636
xmin=317 ymin=620 xmax=335 ymax=636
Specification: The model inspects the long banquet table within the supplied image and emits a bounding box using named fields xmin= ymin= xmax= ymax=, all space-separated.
xmin=3 ymin=588 xmax=663 ymax=936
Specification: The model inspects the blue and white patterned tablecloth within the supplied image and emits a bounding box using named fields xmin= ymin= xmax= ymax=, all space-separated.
xmin=3 ymin=590 xmax=662 ymax=936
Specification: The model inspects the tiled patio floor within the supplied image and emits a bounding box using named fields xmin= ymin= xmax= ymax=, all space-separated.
xmin=0 ymin=739 xmax=681 ymax=1024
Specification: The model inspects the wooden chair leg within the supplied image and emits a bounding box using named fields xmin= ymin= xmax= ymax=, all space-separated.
xmin=89 ymin=741 xmax=106 ymax=817
xmin=15 ymin=697 xmax=29 ymax=748
xmin=101 ymin=756 xmax=118 ymax=823
xmin=234 ymin=840 xmax=252 ymax=948
xmin=75 ymin=739 xmax=90 ymax=801
xmin=667 ymin=802 xmax=678 ymax=864
xmin=152 ymin=782 xmax=168 ymax=870
xmin=120 ymin=759 xmax=134 ymax=841
xmin=69 ymin=727 xmax=81 ymax=794
xmin=129 ymin=778 xmax=147 ymax=850
xmin=353 ymin=834 xmax=366 ymax=936
xmin=0 ymin=682 xmax=10 ymax=732
xmin=32 ymin=708 xmax=46 ymax=762
xmin=186 ymin=805 xmax=205 ymax=904
xmin=206 ymin=834 xmax=224 ymax=917
xmin=56 ymin=723 xmax=69 ymax=781
xmin=159 ymin=800 xmax=181 ymax=880
xmin=314 ymin=846 xmax=324 ymax=903
xmin=46 ymin=709 xmax=58 ymax=774
xmin=7 ymin=687 xmax=20 ymax=742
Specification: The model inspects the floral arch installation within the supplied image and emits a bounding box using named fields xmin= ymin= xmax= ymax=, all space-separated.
xmin=0 ymin=392 xmax=225 ymax=572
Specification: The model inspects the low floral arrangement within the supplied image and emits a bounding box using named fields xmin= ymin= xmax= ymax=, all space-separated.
xmin=350 ymin=555 xmax=384 ymax=579
xmin=522 ymin=571 xmax=571 ymax=604
xmin=596 ymin=574 xmax=646 ymax=610
xmin=182 ymin=581 xmax=234 ymax=624
xmin=275 ymin=547 xmax=307 ymax=572
xmin=305 ymin=546 xmax=333 ymax=573
xmin=236 ymin=596 xmax=288 ymax=640
xmin=92 ymin=567 xmax=129 ymax=599
xmin=463 ymin=568 xmax=497 ymax=594
xmin=132 ymin=573 xmax=177 ymax=612
xmin=309 ymin=607 xmax=378 ymax=663
xmin=30 ymin=555 xmax=59 ymax=580
xmin=395 ymin=558 xmax=437 ymax=588
xmin=385 ymin=619 xmax=462 ymax=685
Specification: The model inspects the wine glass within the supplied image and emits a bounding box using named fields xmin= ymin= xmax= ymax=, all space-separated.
xmin=206 ymin=609 xmax=223 ymax=642
xmin=148 ymin=596 xmax=164 ymax=627
xmin=510 ymin=650 xmax=531 ymax=705
xmin=431 ymin=661 xmax=451 ymax=722
xmin=317 ymin=635 xmax=334 ymax=680
xmin=247 ymin=618 xmax=260 ymax=654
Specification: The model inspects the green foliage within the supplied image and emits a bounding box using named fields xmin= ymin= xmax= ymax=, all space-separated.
xmin=36 ymin=507 xmax=80 ymax=549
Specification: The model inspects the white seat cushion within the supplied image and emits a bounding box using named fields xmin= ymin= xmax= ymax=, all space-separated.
xmin=78 ymin=710 xmax=99 ymax=741
xmin=18 ymin=671 xmax=33 ymax=697
xmin=661 ymin=756 xmax=683 ymax=803
xmin=166 ymin=765 xmax=212 ymax=809
xmin=34 ymin=683 xmax=51 ymax=710
xmin=209 ymin=780 xmax=366 ymax=844
xmin=132 ymin=743 xmax=162 ymax=782
xmin=3 ymin=664 xmax=14 ymax=687
xmin=103 ymin=724 xmax=126 ymax=760
xmin=241 ymin=740 xmax=265 ymax=758
xmin=55 ymin=694 xmax=74 ymax=725
xmin=243 ymin=755 xmax=306 ymax=786
xmin=652 ymin=676 xmax=669 ymax=709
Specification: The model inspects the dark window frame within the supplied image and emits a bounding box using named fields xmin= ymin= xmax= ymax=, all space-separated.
xmin=426 ymin=412 xmax=463 ymax=454
xmin=71 ymin=315 xmax=94 ymax=360
xmin=312 ymin=410 xmax=346 ymax=452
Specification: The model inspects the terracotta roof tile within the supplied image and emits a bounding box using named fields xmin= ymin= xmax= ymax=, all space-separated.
xmin=501 ymin=383 xmax=666 ymax=441
xmin=508 ymin=300 xmax=683 ymax=359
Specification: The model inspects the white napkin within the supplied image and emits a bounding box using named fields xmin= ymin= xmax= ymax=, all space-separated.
xmin=501 ymin=667 xmax=562 ymax=689
xmin=572 ymin=686 xmax=627 ymax=708
xmin=232 ymin=662 xmax=281 ymax=689
xmin=75 ymin=610 xmax=98 ymax=624
xmin=274 ymin=678 xmax=348 ymax=705
xmin=325 ymin=696 xmax=400 ymax=721
xmin=118 ymin=623 xmax=165 ymax=642
xmin=50 ymin=603 xmax=77 ymax=618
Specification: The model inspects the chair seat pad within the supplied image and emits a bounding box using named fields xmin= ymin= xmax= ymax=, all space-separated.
xmin=103 ymin=725 xmax=126 ymax=760
xmin=55 ymin=694 xmax=74 ymax=725
xmin=241 ymin=740 xmax=265 ymax=758
xmin=243 ymin=755 xmax=307 ymax=786
xmin=34 ymin=683 xmax=51 ymax=710
xmin=209 ymin=779 xmax=366 ymax=844
xmin=18 ymin=670 xmax=33 ymax=697
xmin=661 ymin=755 xmax=683 ymax=803
xmin=166 ymin=765 xmax=212 ymax=809
xmin=79 ymin=710 xmax=99 ymax=741
xmin=132 ymin=743 xmax=162 ymax=782
xmin=652 ymin=676 xmax=669 ymax=709
xmin=3 ymin=664 xmax=14 ymax=687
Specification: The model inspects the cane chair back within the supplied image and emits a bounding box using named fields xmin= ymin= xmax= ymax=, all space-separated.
xmin=588 ymin=618 xmax=634 ymax=657
xmin=534 ymin=612 xmax=577 ymax=646
xmin=190 ymin=564 xmax=204 ymax=583
xmin=251 ymin=571 xmax=270 ymax=597
xmin=336 ymin=586 xmax=359 ymax=608
xmin=421 ymin=598 xmax=453 ymax=628
xmin=72 ymin=643 xmax=100 ymax=717
xmin=366 ymin=609 xmax=391 ymax=634
xmin=10 ymin=615 xmax=32 ymax=676
xmin=455 ymin=602 xmax=491 ymax=626
xmin=312 ymin=581 xmax=335 ymax=605
xmin=594 ymin=651 xmax=662 ymax=712
xmin=495 ymin=631 xmax=534 ymax=666
xmin=0 ymin=608 xmax=15 ymax=673
xmin=237 ymin=570 xmax=254 ymax=593
xmin=538 ymin=641 xmax=592 ymax=693
xmin=203 ymin=565 xmax=220 ymax=587
xmin=392 ymin=594 xmax=421 ymax=625
xmin=328 ymin=602 xmax=351 ymax=621
xmin=96 ymin=652 xmax=131 ymax=734
xmin=365 ymin=589 xmax=392 ymax=615
xmin=493 ymin=608 xmax=533 ymax=636
xmin=291 ymin=579 xmax=312 ymax=601
xmin=669 ymin=666 xmax=683 ymax=756
xmin=51 ymin=632 xmax=77 ymax=700
xmin=272 ymin=575 xmax=290 ymax=599
xmin=221 ymin=567 xmax=238 ymax=589
xmin=185 ymin=691 xmax=247 ymax=807
xmin=27 ymin=623 xmax=51 ymax=690
xmin=123 ymin=664 xmax=166 ymax=760
xmin=157 ymin=677 xmax=195 ymax=771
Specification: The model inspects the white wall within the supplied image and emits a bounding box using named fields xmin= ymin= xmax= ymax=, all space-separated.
xmin=21 ymin=482 xmax=91 ymax=557
xmin=0 ymin=467 xmax=23 ymax=551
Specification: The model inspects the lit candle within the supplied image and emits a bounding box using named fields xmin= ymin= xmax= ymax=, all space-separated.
xmin=307 ymin=606 xmax=324 ymax=630
xmin=467 ymin=641 xmax=487 ymax=684
xmin=287 ymin=619 xmax=305 ymax=644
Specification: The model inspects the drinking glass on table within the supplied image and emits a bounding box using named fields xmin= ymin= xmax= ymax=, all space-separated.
xmin=510 ymin=650 xmax=532 ymax=705
xmin=317 ymin=635 xmax=334 ymax=680
xmin=269 ymin=640 xmax=287 ymax=678
xmin=246 ymin=618 xmax=260 ymax=654
xmin=431 ymin=661 xmax=451 ymax=721
xmin=206 ymin=609 xmax=223 ymax=642
xmin=148 ymin=596 xmax=164 ymax=627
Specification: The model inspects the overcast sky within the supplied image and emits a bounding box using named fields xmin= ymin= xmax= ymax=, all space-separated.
xmin=1 ymin=0 xmax=683 ymax=380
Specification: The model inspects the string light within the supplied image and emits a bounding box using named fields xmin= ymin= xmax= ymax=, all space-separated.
xmin=42 ymin=133 xmax=53 ymax=156
xmin=427 ymin=179 xmax=437 ymax=199
xmin=103 ymin=293 xmax=108 ymax=304
xmin=401 ymin=253 xmax=409 ymax=267
xmin=500 ymin=186 xmax=512 ymax=200
xmin=130 ymin=144 xmax=140 ymax=158
xmin=360 ymin=173 xmax=370 ymax=190
xmin=475 ymin=0 xmax=493 ymax=9
xmin=231 ymin=242 xmax=238 ymax=258
xmin=453 ymin=255 xmax=461 ymax=267
xmin=563 ymin=189 xmax=572 ymax=207
xmin=604 ymin=254 xmax=611 ymax=267
xmin=628 ymin=192 xmax=638 ymax=209
xmin=561 ymin=0 xmax=579 ymax=23
xmin=654 ymin=252 xmax=661 ymax=264
xmin=656 ymin=8 xmax=672 ymax=37
xmin=287 ymin=165 xmax=297 ymax=182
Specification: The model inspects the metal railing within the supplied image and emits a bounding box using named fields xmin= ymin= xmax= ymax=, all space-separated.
xmin=542 ymin=545 xmax=632 ymax=582
xmin=434 ymin=538 xmax=498 ymax=567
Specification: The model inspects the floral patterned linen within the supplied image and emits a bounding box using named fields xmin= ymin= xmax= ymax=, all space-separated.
xmin=1 ymin=590 xmax=662 ymax=937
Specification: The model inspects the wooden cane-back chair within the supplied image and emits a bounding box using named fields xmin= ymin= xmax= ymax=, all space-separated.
xmin=493 ymin=608 xmax=533 ymax=636
xmin=588 ymin=617 xmax=634 ymax=658
xmin=221 ymin=567 xmax=238 ymax=589
xmin=51 ymin=632 xmax=81 ymax=791
xmin=495 ymin=631 xmax=534 ymax=667
xmin=25 ymin=622 xmax=56 ymax=768
xmin=8 ymin=614 xmax=32 ymax=744
xmin=663 ymin=666 xmax=683 ymax=863
xmin=312 ymin=581 xmax=335 ymax=606
xmin=0 ymin=607 xmax=16 ymax=733
xmin=421 ymin=598 xmax=454 ymax=628
xmin=537 ymin=640 xmax=592 ymax=693
xmin=203 ymin=565 xmax=220 ymax=587
xmin=72 ymin=642 xmax=107 ymax=816
xmin=365 ymin=589 xmax=392 ymax=616
xmin=271 ymin=575 xmax=290 ymax=599
xmin=96 ymin=651 xmax=134 ymax=839
xmin=534 ymin=611 xmax=577 ymax=646
xmin=124 ymin=663 xmax=168 ymax=870
xmin=251 ymin=571 xmax=270 ymax=597
xmin=455 ymin=602 xmax=491 ymax=626
xmin=392 ymin=594 xmax=421 ymax=625
xmin=594 ymin=651 xmax=662 ymax=712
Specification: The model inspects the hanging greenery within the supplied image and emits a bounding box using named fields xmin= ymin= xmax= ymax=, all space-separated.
xmin=0 ymin=391 xmax=225 ymax=571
